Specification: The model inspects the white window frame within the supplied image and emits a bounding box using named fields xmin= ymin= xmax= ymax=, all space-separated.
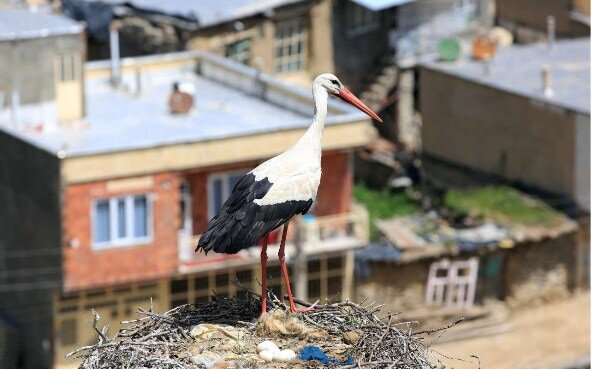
xmin=347 ymin=3 xmax=380 ymax=37
xmin=207 ymin=169 xmax=250 ymax=219
xmin=274 ymin=18 xmax=308 ymax=74
xmin=91 ymin=194 xmax=153 ymax=250
xmin=425 ymin=257 xmax=479 ymax=308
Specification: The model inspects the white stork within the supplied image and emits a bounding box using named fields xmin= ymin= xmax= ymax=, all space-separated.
xmin=196 ymin=74 xmax=382 ymax=314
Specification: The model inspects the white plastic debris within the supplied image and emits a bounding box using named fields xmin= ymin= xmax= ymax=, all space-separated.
xmin=191 ymin=353 xmax=222 ymax=368
xmin=258 ymin=350 xmax=274 ymax=362
xmin=274 ymin=349 xmax=296 ymax=362
xmin=256 ymin=340 xmax=280 ymax=354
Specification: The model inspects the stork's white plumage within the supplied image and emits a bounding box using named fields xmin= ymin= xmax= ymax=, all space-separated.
xmin=196 ymin=74 xmax=382 ymax=314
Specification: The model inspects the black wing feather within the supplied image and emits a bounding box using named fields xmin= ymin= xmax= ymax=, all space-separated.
xmin=196 ymin=173 xmax=313 ymax=255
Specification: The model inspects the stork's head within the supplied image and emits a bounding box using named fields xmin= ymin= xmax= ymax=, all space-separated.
xmin=314 ymin=73 xmax=382 ymax=122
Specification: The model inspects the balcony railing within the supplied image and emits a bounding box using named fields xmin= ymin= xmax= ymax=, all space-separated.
xmin=178 ymin=204 xmax=369 ymax=272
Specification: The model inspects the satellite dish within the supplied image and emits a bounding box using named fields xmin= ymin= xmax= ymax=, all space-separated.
xmin=436 ymin=38 xmax=461 ymax=62
xmin=472 ymin=35 xmax=497 ymax=60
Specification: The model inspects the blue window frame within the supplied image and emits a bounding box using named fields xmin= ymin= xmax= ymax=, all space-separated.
xmin=92 ymin=194 xmax=152 ymax=249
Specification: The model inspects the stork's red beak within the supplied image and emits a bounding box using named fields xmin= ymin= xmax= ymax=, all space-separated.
xmin=338 ymin=87 xmax=383 ymax=123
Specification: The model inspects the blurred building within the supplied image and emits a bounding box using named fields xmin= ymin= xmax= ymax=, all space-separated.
xmin=61 ymin=0 xmax=334 ymax=89
xmin=0 ymin=9 xmax=374 ymax=368
xmin=419 ymin=38 xmax=590 ymax=212
xmin=0 ymin=9 xmax=84 ymax=369
xmin=496 ymin=0 xmax=590 ymax=43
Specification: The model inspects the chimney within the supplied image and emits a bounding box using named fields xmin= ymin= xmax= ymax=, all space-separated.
xmin=547 ymin=16 xmax=555 ymax=50
xmin=109 ymin=22 xmax=121 ymax=86
xmin=541 ymin=65 xmax=553 ymax=98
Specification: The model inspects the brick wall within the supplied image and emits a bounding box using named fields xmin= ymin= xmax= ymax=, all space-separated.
xmin=187 ymin=150 xmax=353 ymax=235
xmin=62 ymin=173 xmax=181 ymax=291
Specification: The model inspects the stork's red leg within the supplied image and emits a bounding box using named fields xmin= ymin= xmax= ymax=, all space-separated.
xmin=279 ymin=222 xmax=309 ymax=313
xmin=260 ymin=235 xmax=269 ymax=315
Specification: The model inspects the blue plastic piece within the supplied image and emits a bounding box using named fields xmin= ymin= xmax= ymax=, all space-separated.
xmin=299 ymin=345 xmax=355 ymax=366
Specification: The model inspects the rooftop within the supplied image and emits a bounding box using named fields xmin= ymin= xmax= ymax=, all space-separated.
xmin=0 ymin=8 xmax=83 ymax=41
xmin=102 ymin=0 xmax=303 ymax=28
xmin=0 ymin=51 xmax=366 ymax=158
xmin=420 ymin=38 xmax=590 ymax=115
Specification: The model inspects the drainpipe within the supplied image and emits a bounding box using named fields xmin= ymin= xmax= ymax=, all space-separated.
xmin=109 ymin=21 xmax=122 ymax=86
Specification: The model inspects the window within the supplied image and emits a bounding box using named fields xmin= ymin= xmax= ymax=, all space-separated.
xmin=274 ymin=18 xmax=307 ymax=73
xmin=425 ymin=258 xmax=479 ymax=308
xmin=226 ymin=39 xmax=251 ymax=65
xmin=92 ymin=194 xmax=152 ymax=249
xmin=347 ymin=3 xmax=380 ymax=36
xmin=55 ymin=53 xmax=80 ymax=82
xmin=208 ymin=170 xmax=248 ymax=218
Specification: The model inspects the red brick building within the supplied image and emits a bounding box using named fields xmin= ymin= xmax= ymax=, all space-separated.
xmin=0 ymin=50 xmax=373 ymax=367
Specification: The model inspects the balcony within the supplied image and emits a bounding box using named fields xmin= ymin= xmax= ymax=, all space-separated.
xmin=178 ymin=204 xmax=369 ymax=274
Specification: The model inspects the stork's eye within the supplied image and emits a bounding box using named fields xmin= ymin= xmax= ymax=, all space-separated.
xmin=331 ymin=79 xmax=340 ymax=86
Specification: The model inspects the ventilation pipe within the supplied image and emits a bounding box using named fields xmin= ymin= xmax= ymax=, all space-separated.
xmin=542 ymin=65 xmax=553 ymax=98
xmin=109 ymin=21 xmax=122 ymax=86
xmin=547 ymin=16 xmax=555 ymax=50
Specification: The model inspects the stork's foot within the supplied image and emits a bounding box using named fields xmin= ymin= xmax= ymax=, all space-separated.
xmin=288 ymin=298 xmax=318 ymax=314
xmin=290 ymin=305 xmax=314 ymax=314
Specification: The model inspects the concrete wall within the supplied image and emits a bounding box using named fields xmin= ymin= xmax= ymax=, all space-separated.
xmin=62 ymin=172 xmax=181 ymax=291
xmin=355 ymin=261 xmax=430 ymax=312
xmin=505 ymin=232 xmax=577 ymax=307
xmin=420 ymin=67 xmax=583 ymax=204
xmin=186 ymin=0 xmax=334 ymax=85
xmin=574 ymin=114 xmax=590 ymax=211
xmin=0 ymin=33 xmax=85 ymax=107
xmin=496 ymin=0 xmax=590 ymax=40
xmin=0 ymin=130 xmax=61 ymax=369
xmin=332 ymin=0 xmax=395 ymax=90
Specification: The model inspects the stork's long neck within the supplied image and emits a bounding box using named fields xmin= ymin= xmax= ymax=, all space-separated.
xmin=294 ymin=84 xmax=328 ymax=159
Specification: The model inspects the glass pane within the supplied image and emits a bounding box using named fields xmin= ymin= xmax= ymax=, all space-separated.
xmin=133 ymin=196 xmax=148 ymax=238
xmin=94 ymin=200 xmax=110 ymax=243
xmin=194 ymin=276 xmax=209 ymax=290
xmin=170 ymin=279 xmax=188 ymax=294
xmin=117 ymin=199 xmax=126 ymax=238
xmin=215 ymin=273 xmax=229 ymax=288
xmin=327 ymin=276 xmax=343 ymax=296
xmin=212 ymin=178 xmax=223 ymax=215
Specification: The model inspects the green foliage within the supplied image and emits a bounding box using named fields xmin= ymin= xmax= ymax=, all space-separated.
xmin=444 ymin=186 xmax=562 ymax=227
xmin=353 ymin=183 xmax=418 ymax=239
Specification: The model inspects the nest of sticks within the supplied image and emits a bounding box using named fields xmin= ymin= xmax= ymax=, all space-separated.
xmin=68 ymin=289 xmax=465 ymax=369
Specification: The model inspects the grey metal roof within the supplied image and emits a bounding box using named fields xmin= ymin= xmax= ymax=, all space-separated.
xmin=0 ymin=8 xmax=83 ymax=41
xmin=103 ymin=0 xmax=303 ymax=28
xmin=0 ymin=51 xmax=364 ymax=158
xmin=420 ymin=38 xmax=590 ymax=115
xmin=350 ymin=0 xmax=415 ymax=11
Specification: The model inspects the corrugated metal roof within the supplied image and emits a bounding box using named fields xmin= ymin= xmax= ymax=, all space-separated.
xmin=420 ymin=38 xmax=590 ymax=115
xmin=0 ymin=8 xmax=83 ymax=41
xmin=349 ymin=0 xmax=415 ymax=11
xmin=102 ymin=0 xmax=304 ymax=27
